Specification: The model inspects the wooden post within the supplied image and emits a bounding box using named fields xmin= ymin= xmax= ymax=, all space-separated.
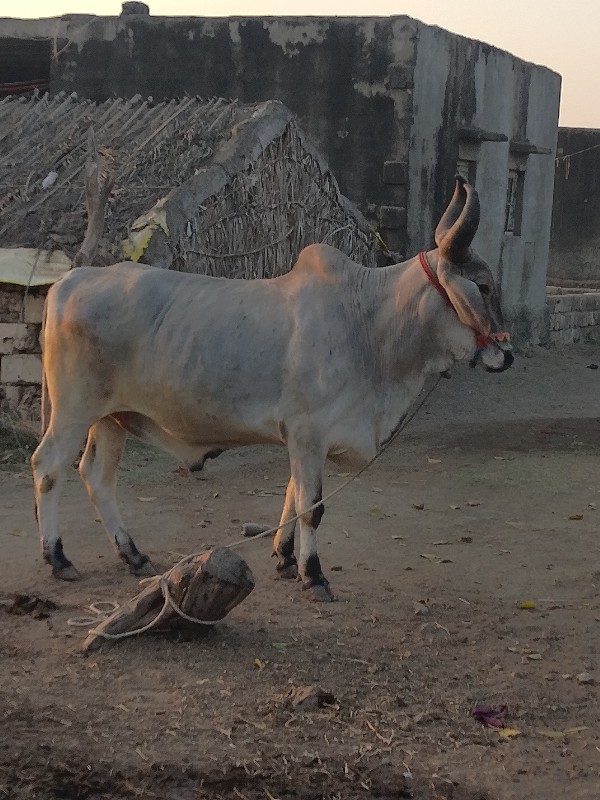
xmin=82 ymin=547 xmax=255 ymax=652
xmin=71 ymin=127 xmax=115 ymax=269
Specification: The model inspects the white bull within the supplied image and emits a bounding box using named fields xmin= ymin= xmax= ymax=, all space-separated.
xmin=32 ymin=176 xmax=513 ymax=601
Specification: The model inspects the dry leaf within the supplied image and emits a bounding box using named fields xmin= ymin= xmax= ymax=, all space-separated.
xmin=254 ymin=658 xmax=265 ymax=670
xmin=370 ymin=507 xmax=392 ymax=519
xmin=449 ymin=504 xmax=461 ymax=510
xmin=432 ymin=540 xmax=451 ymax=546
xmin=467 ymin=500 xmax=481 ymax=507
xmin=498 ymin=728 xmax=521 ymax=738
xmin=137 ymin=496 xmax=157 ymax=502
xmin=272 ymin=642 xmax=289 ymax=651
xmin=412 ymin=503 xmax=425 ymax=510
xmin=419 ymin=553 xmax=451 ymax=564
xmin=427 ymin=457 xmax=442 ymax=464
xmin=526 ymin=653 xmax=542 ymax=660
xmin=569 ymin=514 xmax=584 ymax=521
xmin=519 ymin=601 xmax=537 ymax=610
xmin=538 ymin=728 xmax=564 ymax=739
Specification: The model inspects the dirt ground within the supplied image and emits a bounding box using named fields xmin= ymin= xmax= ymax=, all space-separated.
xmin=2 ymin=343 xmax=600 ymax=800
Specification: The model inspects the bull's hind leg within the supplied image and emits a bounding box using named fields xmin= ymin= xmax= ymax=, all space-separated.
xmin=289 ymin=445 xmax=333 ymax=602
xmin=32 ymin=422 xmax=90 ymax=580
xmin=273 ymin=477 xmax=298 ymax=578
xmin=79 ymin=418 xmax=157 ymax=577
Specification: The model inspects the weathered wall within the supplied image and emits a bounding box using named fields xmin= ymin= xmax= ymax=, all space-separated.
xmin=411 ymin=24 xmax=560 ymax=344
xmin=549 ymin=128 xmax=600 ymax=282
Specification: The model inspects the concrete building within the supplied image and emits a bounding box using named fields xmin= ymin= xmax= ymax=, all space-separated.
xmin=0 ymin=8 xmax=561 ymax=343
xmin=549 ymin=128 xmax=600 ymax=284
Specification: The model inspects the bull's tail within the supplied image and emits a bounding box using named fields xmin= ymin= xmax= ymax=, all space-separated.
xmin=40 ymin=298 xmax=50 ymax=439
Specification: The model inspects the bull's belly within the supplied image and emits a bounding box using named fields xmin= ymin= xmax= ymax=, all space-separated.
xmin=111 ymin=405 xmax=284 ymax=451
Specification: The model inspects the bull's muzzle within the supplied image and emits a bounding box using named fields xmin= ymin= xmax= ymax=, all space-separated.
xmin=470 ymin=335 xmax=514 ymax=372
xmin=484 ymin=347 xmax=514 ymax=373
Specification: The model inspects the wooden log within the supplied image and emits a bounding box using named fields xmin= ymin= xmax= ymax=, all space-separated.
xmin=82 ymin=547 xmax=255 ymax=652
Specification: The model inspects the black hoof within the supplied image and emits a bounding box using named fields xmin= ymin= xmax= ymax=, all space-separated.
xmin=45 ymin=539 xmax=79 ymax=580
xmin=277 ymin=563 xmax=299 ymax=580
xmin=275 ymin=554 xmax=298 ymax=580
xmin=133 ymin=558 xmax=158 ymax=578
xmin=52 ymin=563 xmax=81 ymax=581
xmin=302 ymin=581 xmax=335 ymax=602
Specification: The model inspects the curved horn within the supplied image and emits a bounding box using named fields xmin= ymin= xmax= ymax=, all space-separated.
xmin=437 ymin=177 xmax=480 ymax=262
xmin=434 ymin=175 xmax=466 ymax=248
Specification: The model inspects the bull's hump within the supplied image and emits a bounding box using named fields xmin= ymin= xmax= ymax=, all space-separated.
xmin=291 ymin=243 xmax=361 ymax=283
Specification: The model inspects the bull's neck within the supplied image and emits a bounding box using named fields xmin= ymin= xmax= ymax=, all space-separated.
xmin=371 ymin=249 xmax=453 ymax=380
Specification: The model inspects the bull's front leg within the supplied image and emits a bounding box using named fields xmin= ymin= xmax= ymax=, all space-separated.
xmin=273 ymin=476 xmax=298 ymax=578
xmin=289 ymin=447 xmax=333 ymax=602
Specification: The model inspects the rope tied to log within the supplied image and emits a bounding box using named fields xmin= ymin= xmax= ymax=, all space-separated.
xmin=84 ymin=376 xmax=442 ymax=644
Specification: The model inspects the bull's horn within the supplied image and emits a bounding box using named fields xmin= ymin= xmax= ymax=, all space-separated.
xmin=434 ymin=175 xmax=480 ymax=262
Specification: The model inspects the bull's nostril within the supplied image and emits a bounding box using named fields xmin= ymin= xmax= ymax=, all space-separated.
xmin=503 ymin=351 xmax=514 ymax=368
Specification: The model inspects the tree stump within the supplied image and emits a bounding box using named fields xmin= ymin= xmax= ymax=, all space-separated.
xmin=82 ymin=547 xmax=255 ymax=652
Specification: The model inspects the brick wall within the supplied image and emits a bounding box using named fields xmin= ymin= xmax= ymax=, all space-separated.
xmin=0 ymin=286 xmax=47 ymax=429
xmin=546 ymin=291 xmax=600 ymax=346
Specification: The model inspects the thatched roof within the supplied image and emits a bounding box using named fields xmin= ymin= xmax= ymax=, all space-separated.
xmin=0 ymin=93 xmax=377 ymax=281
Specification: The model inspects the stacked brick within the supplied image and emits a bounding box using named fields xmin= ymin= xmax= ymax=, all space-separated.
xmin=0 ymin=286 xmax=47 ymax=428
xmin=547 ymin=292 xmax=600 ymax=346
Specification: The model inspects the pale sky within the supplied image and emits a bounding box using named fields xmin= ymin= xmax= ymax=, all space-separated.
xmin=1 ymin=0 xmax=596 ymax=128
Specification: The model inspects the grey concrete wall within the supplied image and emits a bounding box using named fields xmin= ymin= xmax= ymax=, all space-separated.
xmin=411 ymin=23 xmax=560 ymax=344
xmin=549 ymin=128 xmax=600 ymax=282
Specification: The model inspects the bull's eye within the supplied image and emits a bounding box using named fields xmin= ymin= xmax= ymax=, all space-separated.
xmin=477 ymin=284 xmax=490 ymax=296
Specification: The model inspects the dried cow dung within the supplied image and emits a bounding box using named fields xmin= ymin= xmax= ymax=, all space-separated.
xmin=6 ymin=594 xmax=58 ymax=619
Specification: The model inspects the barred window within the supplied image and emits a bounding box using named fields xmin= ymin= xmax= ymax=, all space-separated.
xmin=456 ymin=158 xmax=477 ymax=185
xmin=505 ymin=169 xmax=525 ymax=235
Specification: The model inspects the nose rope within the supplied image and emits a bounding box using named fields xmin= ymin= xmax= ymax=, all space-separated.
xmin=418 ymin=252 xmax=510 ymax=351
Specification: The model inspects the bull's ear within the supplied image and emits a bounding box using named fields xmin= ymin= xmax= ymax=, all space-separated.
xmin=435 ymin=177 xmax=480 ymax=263
xmin=437 ymin=264 xmax=491 ymax=337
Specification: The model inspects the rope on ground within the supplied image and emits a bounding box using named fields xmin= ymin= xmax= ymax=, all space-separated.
xmin=87 ymin=375 xmax=443 ymax=641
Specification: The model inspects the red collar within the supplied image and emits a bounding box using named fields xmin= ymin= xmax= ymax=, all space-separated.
xmin=418 ymin=251 xmax=452 ymax=307
xmin=418 ymin=252 xmax=510 ymax=351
